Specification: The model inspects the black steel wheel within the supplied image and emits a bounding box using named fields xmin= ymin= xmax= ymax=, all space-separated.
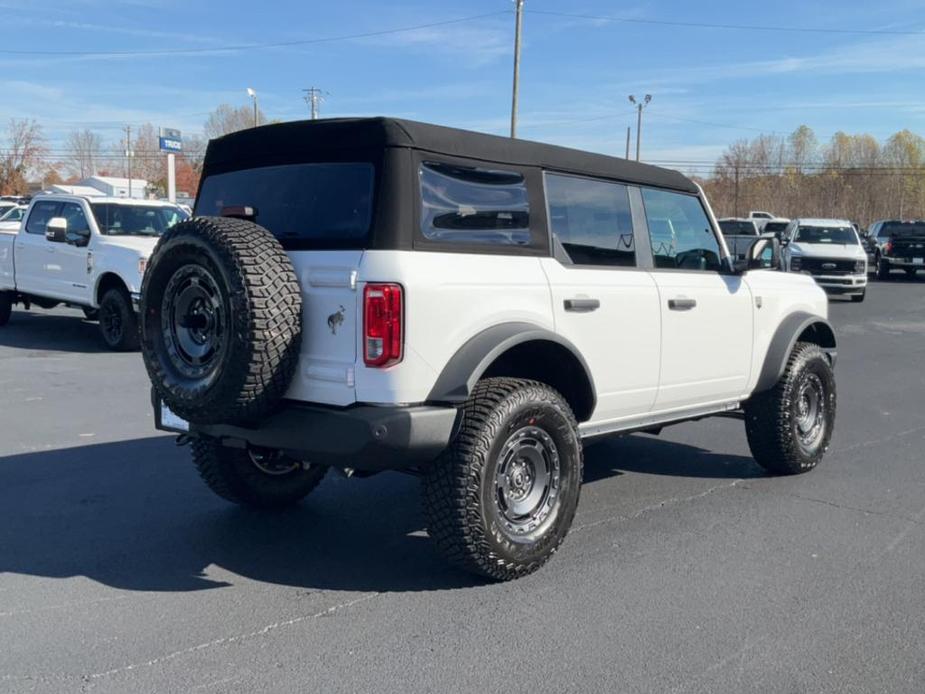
xmin=140 ymin=217 xmax=302 ymax=426
xmin=745 ymin=342 xmax=836 ymax=475
xmin=98 ymin=288 xmax=139 ymax=351
xmin=191 ymin=438 xmax=327 ymax=509
xmin=423 ymin=378 xmax=583 ymax=581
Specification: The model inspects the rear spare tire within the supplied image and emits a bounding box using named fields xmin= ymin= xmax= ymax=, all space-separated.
xmin=140 ymin=217 xmax=302 ymax=425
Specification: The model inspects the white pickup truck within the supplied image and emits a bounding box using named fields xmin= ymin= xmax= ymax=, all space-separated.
xmin=0 ymin=194 xmax=189 ymax=349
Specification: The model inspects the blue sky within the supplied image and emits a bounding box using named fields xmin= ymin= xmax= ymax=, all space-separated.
xmin=1 ymin=0 xmax=924 ymax=172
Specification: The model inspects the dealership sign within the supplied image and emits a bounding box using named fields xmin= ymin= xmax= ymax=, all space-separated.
xmin=159 ymin=127 xmax=182 ymax=153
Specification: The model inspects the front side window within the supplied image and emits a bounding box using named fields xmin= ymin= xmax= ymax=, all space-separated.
xmin=642 ymin=189 xmax=722 ymax=271
xmin=420 ymin=161 xmax=530 ymax=245
xmin=25 ymin=201 xmax=60 ymax=235
xmin=60 ymin=203 xmax=90 ymax=234
xmin=545 ymin=173 xmax=635 ymax=267
xmin=794 ymin=225 xmax=858 ymax=245
xmin=91 ymin=204 xmax=188 ymax=237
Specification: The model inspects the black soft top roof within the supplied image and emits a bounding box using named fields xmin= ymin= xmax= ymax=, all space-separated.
xmin=203 ymin=117 xmax=698 ymax=194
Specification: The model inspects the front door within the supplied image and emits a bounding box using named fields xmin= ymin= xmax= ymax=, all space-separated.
xmin=541 ymin=173 xmax=661 ymax=423
xmin=53 ymin=202 xmax=93 ymax=304
xmin=13 ymin=200 xmax=61 ymax=298
xmin=639 ymin=187 xmax=754 ymax=411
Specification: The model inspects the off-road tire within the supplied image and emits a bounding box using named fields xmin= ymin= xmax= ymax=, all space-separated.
xmin=850 ymin=291 xmax=866 ymax=303
xmin=191 ymin=438 xmax=327 ymax=509
xmin=98 ymin=288 xmax=139 ymax=351
xmin=140 ymin=217 xmax=302 ymax=425
xmin=0 ymin=291 xmax=12 ymax=326
xmin=744 ymin=342 xmax=836 ymax=475
xmin=423 ymin=378 xmax=583 ymax=581
xmin=876 ymin=256 xmax=891 ymax=281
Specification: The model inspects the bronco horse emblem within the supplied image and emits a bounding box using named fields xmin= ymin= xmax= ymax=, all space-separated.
xmin=327 ymin=305 xmax=346 ymax=335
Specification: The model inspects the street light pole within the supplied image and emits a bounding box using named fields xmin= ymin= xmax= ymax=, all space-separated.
xmin=628 ymin=94 xmax=652 ymax=162
xmin=247 ymin=87 xmax=259 ymax=128
xmin=510 ymin=0 xmax=525 ymax=138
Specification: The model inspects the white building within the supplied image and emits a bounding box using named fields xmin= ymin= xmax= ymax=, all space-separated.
xmin=77 ymin=176 xmax=150 ymax=199
xmin=48 ymin=184 xmax=106 ymax=197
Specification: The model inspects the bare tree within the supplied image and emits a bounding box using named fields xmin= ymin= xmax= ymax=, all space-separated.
xmin=0 ymin=119 xmax=46 ymax=195
xmin=65 ymin=128 xmax=103 ymax=179
xmin=204 ymin=103 xmax=267 ymax=140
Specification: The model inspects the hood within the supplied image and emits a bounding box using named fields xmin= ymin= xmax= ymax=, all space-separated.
xmin=96 ymin=235 xmax=160 ymax=256
xmin=788 ymin=242 xmax=865 ymax=260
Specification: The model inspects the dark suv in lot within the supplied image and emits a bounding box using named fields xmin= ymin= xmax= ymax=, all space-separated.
xmin=868 ymin=220 xmax=925 ymax=280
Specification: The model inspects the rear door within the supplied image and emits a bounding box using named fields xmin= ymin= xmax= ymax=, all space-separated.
xmin=14 ymin=200 xmax=61 ymax=297
xmin=639 ymin=188 xmax=754 ymax=411
xmin=541 ymin=172 xmax=661 ymax=422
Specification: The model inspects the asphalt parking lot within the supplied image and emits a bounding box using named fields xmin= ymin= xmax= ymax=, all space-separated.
xmin=1 ymin=277 xmax=924 ymax=694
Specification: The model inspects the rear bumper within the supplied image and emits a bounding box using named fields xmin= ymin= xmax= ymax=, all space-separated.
xmin=156 ymin=397 xmax=460 ymax=472
xmin=882 ymin=256 xmax=924 ymax=268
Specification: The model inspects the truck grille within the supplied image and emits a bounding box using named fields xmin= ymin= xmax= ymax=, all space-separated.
xmin=799 ymin=258 xmax=857 ymax=275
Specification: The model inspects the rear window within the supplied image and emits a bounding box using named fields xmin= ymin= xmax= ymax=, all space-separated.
xmin=881 ymin=222 xmax=925 ymax=237
xmin=718 ymin=220 xmax=757 ymax=236
xmin=196 ymin=163 xmax=375 ymax=249
xmin=764 ymin=221 xmax=788 ymax=233
xmin=419 ymin=161 xmax=530 ymax=245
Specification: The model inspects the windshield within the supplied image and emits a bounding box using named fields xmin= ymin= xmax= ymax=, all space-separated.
xmin=195 ymin=162 xmax=375 ymax=250
xmin=881 ymin=222 xmax=925 ymax=237
xmin=0 ymin=207 xmax=24 ymax=222
xmin=718 ymin=220 xmax=757 ymax=236
xmin=91 ymin=204 xmax=188 ymax=237
xmin=795 ymin=225 xmax=858 ymax=244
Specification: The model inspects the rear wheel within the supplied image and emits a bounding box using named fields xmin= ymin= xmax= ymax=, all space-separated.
xmin=98 ymin=288 xmax=139 ymax=351
xmin=744 ymin=342 xmax=836 ymax=475
xmin=191 ymin=438 xmax=327 ymax=509
xmin=423 ymin=378 xmax=583 ymax=581
xmin=876 ymin=256 xmax=891 ymax=281
xmin=0 ymin=291 xmax=12 ymax=326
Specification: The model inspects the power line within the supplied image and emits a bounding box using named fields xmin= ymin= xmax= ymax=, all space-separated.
xmin=527 ymin=8 xmax=925 ymax=36
xmin=0 ymin=11 xmax=510 ymax=57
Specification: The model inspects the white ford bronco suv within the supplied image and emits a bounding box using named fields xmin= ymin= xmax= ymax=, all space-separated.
xmin=0 ymin=194 xmax=189 ymax=349
xmin=141 ymin=118 xmax=837 ymax=581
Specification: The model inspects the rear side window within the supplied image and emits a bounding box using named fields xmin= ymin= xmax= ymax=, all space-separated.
xmin=25 ymin=201 xmax=60 ymax=235
xmin=196 ymin=163 xmax=375 ymax=250
xmin=718 ymin=220 xmax=757 ymax=236
xmin=545 ymin=173 xmax=635 ymax=267
xmin=642 ymin=189 xmax=722 ymax=271
xmin=419 ymin=161 xmax=530 ymax=245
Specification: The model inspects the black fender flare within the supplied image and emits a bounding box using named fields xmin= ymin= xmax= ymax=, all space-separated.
xmin=426 ymin=322 xmax=596 ymax=416
xmin=754 ymin=312 xmax=837 ymax=393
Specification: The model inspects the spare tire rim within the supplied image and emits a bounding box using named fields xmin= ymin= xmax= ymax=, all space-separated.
xmin=162 ymin=265 xmax=226 ymax=379
xmin=795 ymin=372 xmax=826 ymax=449
xmin=493 ymin=425 xmax=561 ymax=541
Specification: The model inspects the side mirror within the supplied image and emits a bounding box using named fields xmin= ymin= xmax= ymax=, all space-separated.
xmin=45 ymin=217 xmax=67 ymax=243
xmin=746 ymin=236 xmax=782 ymax=270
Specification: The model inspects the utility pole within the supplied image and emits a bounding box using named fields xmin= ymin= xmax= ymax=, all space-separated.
xmin=303 ymin=88 xmax=325 ymax=120
xmin=625 ymin=126 xmax=631 ymax=159
xmin=628 ymin=94 xmax=652 ymax=161
xmin=124 ymin=125 xmax=134 ymax=199
xmin=246 ymin=87 xmax=259 ymax=128
xmin=734 ymin=163 xmax=740 ymax=217
xmin=510 ymin=0 xmax=525 ymax=138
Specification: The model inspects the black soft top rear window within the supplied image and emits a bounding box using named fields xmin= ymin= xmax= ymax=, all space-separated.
xmin=195 ymin=162 xmax=374 ymax=250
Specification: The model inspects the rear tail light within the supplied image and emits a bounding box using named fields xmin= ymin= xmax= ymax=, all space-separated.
xmin=363 ymin=283 xmax=403 ymax=367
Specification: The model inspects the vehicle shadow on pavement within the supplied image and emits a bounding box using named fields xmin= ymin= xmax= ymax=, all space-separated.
xmin=0 ymin=434 xmax=761 ymax=594
xmin=584 ymin=433 xmax=765 ymax=481
xmin=0 ymin=310 xmax=110 ymax=354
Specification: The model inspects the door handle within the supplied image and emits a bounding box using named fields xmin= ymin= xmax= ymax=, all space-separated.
xmin=564 ymin=298 xmax=600 ymax=312
xmin=668 ymin=297 xmax=697 ymax=311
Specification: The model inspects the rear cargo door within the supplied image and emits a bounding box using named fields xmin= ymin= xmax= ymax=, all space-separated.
xmin=284 ymin=251 xmax=361 ymax=406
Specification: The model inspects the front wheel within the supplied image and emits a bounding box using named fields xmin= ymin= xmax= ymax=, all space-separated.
xmin=99 ymin=288 xmax=139 ymax=351
xmin=191 ymin=438 xmax=327 ymax=509
xmin=876 ymin=256 xmax=891 ymax=281
xmin=423 ymin=378 xmax=583 ymax=581
xmin=744 ymin=342 xmax=836 ymax=475
xmin=0 ymin=291 xmax=11 ymax=326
